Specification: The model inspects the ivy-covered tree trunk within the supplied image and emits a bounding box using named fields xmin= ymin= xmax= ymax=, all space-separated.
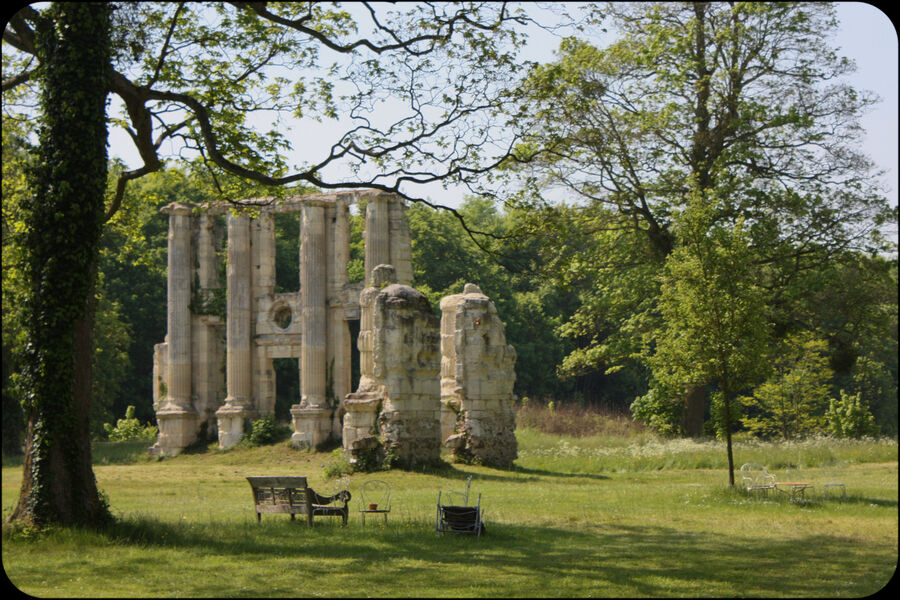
xmin=7 ymin=2 xmax=112 ymax=527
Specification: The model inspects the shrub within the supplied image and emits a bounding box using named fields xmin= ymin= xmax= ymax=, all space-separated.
xmin=630 ymin=387 xmax=681 ymax=437
xmin=103 ymin=406 xmax=158 ymax=442
xmin=323 ymin=448 xmax=353 ymax=479
xmin=247 ymin=414 xmax=290 ymax=445
xmin=826 ymin=390 xmax=879 ymax=439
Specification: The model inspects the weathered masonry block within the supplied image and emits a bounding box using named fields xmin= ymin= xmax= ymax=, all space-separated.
xmin=440 ymin=283 xmax=518 ymax=467
xmin=342 ymin=265 xmax=442 ymax=469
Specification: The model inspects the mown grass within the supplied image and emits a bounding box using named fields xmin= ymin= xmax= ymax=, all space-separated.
xmin=2 ymin=413 xmax=897 ymax=598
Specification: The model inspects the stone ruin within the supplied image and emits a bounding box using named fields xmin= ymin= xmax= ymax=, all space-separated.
xmin=440 ymin=284 xmax=518 ymax=467
xmin=151 ymin=189 xmax=516 ymax=468
xmin=342 ymin=264 xmax=442 ymax=469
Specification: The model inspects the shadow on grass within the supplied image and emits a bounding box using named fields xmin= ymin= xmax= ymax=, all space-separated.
xmin=419 ymin=460 xmax=609 ymax=483
xmin=511 ymin=465 xmax=609 ymax=480
xmin=734 ymin=487 xmax=898 ymax=509
xmin=827 ymin=495 xmax=897 ymax=508
xmin=90 ymin=514 xmax=892 ymax=597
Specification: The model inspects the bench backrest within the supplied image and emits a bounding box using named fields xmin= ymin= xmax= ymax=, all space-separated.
xmin=247 ymin=476 xmax=311 ymax=510
xmin=247 ymin=476 xmax=308 ymax=489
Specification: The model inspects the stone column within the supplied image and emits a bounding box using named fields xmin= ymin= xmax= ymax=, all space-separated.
xmin=364 ymin=195 xmax=390 ymax=284
xmin=291 ymin=202 xmax=332 ymax=447
xmin=217 ymin=212 xmax=256 ymax=448
xmin=252 ymin=212 xmax=276 ymax=294
xmin=388 ymin=198 xmax=413 ymax=285
xmin=301 ymin=203 xmax=327 ymax=408
xmin=195 ymin=213 xmax=219 ymax=291
xmin=154 ymin=203 xmax=197 ymax=455
xmin=252 ymin=213 xmax=276 ymax=416
xmin=328 ymin=200 xmax=352 ymax=436
xmin=163 ymin=203 xmax=194 ymax=410
xmin=152 ymin=342 xmax=167 ymax=413
xmin=342 ymin=266 xmax=391 ymax=456
xmin=192 ymin=213 xmax=222 ymax=438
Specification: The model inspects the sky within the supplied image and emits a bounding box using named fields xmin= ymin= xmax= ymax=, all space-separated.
xmin=832 ymin=3 xmax=898 ymax=216
xmin=106 ymin=2 xmax=898 ymax=233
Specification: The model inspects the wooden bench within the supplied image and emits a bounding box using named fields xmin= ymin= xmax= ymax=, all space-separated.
xmin=247 ymin=476 xmax=351 ymax=526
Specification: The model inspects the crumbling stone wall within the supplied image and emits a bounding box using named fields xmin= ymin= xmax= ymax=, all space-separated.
xmin=343 ymin=265 xmax=441 ymax=469
xmin=440 ymin=283 xmax=517 ymax=467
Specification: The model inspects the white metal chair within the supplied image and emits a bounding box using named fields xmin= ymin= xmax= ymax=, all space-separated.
xmin=740 ymin=463 xmax=776 ymax=496
xmin=358 ymin=480 xmax=391 ymax=525
xmin=821 ymin=462 xmax=847 ymax=500
xmin=441 ymin=475 xmax=472 ymax=506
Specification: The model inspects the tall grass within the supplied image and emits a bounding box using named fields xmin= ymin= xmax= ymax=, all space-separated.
xmin=516 ymin=400 xmax=649 ymax=439
xmin=516 ymin=401 xmax=897 ymax=473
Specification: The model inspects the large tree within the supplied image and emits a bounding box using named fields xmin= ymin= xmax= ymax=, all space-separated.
xmin=2 ymin=1 xmax=536 ymax=527
xmin=506 ymin=2 xmax=894 ymax=425
xmin=7 ymin=2 xmax=113 ymax=527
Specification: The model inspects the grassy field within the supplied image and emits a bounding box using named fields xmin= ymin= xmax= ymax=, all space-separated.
xmin=2 ymin=416 xmax=897 ymax=598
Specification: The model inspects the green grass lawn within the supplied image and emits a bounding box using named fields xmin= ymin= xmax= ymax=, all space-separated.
xmin=3 ymin=430 xmax=897 ymax=597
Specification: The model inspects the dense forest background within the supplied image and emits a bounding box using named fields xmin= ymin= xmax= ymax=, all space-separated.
xmin=3 ymin=161 xmax=896 ymax=454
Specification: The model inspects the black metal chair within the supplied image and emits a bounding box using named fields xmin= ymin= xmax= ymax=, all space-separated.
xmin=436 ymin=476 xmax=484 ymax=536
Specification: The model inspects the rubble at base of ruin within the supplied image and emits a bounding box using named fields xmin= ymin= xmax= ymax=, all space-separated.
xmin=150 ymin=191 xmax=516 ymax=468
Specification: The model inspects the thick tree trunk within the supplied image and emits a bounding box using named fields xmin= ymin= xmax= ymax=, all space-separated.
xmin=9 ymin=266 xmax=108 ymax=527
xmin=6 ymin=2 xmax=112 ymax=528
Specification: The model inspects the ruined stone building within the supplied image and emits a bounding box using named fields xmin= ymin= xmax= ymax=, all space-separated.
xmin=151 ymin=190 xmax=516 ymax=467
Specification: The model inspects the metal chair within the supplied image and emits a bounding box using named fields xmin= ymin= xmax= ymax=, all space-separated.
xmin=442 ymin=475 xmax=472 ymax=506
xmin=821 ymin=462 xmax=847 ymax=500
xmin=740 ymin=463 xmax=776 ymax=496
xmin=358 ymin=480 xmax=391 ymax=525
xmin=436 ymin=476 xmax=484 ymax=536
